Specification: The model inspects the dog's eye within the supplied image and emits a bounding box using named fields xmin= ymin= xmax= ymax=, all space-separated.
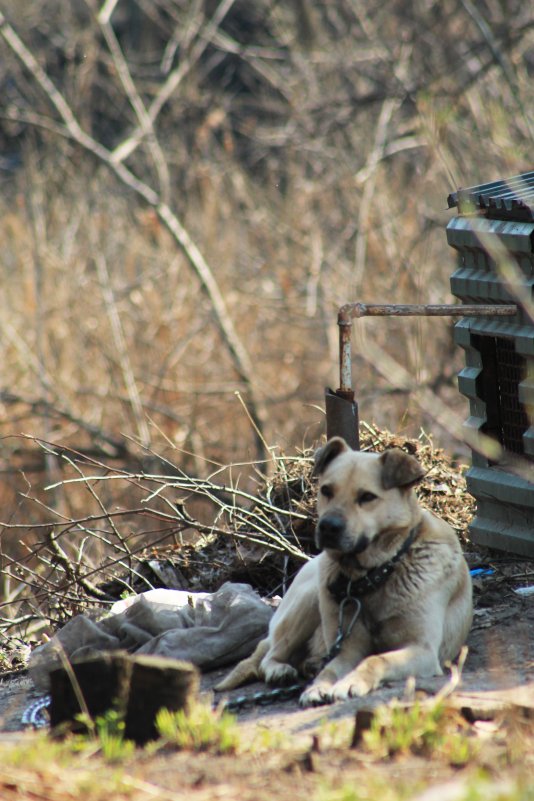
xmin=320 ymin=484 xmax=334 ymax=499
xmin=358 ymin=491 xmax=378 ymax=505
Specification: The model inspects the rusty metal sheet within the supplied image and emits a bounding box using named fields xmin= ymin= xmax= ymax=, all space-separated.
xmin=324 ymin=387 xmax=359 ymax=450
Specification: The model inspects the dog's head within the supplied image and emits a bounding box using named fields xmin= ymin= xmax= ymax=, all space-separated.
xmin=314 ymin=437 xmax=425 ymax=558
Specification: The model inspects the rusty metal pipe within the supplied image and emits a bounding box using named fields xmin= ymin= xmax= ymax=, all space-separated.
xmin=326 ymin=302 xmax=517 ymax=451
xmin=338 ymin=303 xmax=518 ymax=322
xmin=337 ymin=303 xmax=517 ymax=394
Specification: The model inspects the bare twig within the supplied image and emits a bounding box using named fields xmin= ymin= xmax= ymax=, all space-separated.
xmin=95 ymin=253 xmax=151 ymax=449
xmin=352 ymin=94 xmax=400 ymax=294
xmin=108 ymin=0 xmax=238 ymax=165
xmin=46 ymin=529 xmax=110 ymax=600
xmin=460 ymin=0 xmax=534 ymax=141
xmin=95 ymin=4 xmax=172 ymax=203
xmin=0 ymin=432 xmax=315 ymax=637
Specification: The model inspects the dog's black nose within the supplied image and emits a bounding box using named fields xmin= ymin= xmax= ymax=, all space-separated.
xmin=316 ymin=512 xmax=346 ymax=549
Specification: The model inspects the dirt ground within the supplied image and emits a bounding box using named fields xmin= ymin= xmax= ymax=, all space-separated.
xmin=0 ymin=548 xmax=533 ymax=800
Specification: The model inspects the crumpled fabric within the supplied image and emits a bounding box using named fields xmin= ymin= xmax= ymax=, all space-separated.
xmin=29 ymin=583 xmax=273 ymax=691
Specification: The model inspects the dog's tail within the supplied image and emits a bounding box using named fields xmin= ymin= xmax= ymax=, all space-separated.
xmin=214 ymin=637 xmax=270 ymax=691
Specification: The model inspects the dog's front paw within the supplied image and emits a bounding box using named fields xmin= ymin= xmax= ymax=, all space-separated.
xmin=330 ymin=674 xmax=372 ymax=700
xmin=263 ymin=662 xmax=298 ymax=686
xmin=299 ymin=682 xmax=333 ymax=708
xmin=330 ymin=661 xmax=381 ymax=699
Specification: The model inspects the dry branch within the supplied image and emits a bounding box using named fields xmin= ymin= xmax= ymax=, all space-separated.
xmin=0 ymin=394 xmax=130 ymax=460
xmin=96 ymin=4 xmax=171 ymax=202
xmin=95 ymin=254 xmax=151 ymax=449
xmin=108 ymin=0 xmax=239 ymax=165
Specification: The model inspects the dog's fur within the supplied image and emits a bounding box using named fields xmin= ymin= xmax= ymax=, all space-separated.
xmin=216 ymin=437 xmax=473 ymax=706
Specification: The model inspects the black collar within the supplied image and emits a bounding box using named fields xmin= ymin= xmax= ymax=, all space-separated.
xmin=328 ymin=523 xmax=421 ymax=603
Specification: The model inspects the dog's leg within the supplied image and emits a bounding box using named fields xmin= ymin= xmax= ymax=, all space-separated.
xmin=261 ymin=581 xmax=321 ymax=685
xmin=328 ymin=573 xmax=471 ymax=700
xmin=214 ymin=638 xmax=269 ymax=691
xmin=328 ymin=642 xmax=442 ymax=700
xmin=301 ymin=591 xmax=443 ymax=705
xmin=327 ymin=602 xmax=445 ymax=701
xmin=299 ymin=594 xmax=372 ymax=707
xmin=299 ymin=643 xmax=368 ymax=706
xmin=300 ymin=626 xmax=327 ymax=678
xmin=216 ymin=555 xmax=322 ymax=691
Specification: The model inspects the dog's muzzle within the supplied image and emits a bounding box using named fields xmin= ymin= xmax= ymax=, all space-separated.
xmin=316 ymin=512 xmax=370 ymax=554
xmin=316 ymin=511 xmax=346 ymax=550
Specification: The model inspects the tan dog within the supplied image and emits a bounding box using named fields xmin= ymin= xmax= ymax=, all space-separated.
xmin=216 ymin=438 xmax=472 ymax=706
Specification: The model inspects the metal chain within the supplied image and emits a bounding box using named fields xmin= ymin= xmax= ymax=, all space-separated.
xmin=323 ymin=588 xmax=361 ymax=664
xmin=20 ymin=684 xmax=305 ymax=723
xmin=220 ymin=682 xmax=305 ymax=713
xmin=21 ymin=694 xmax=51 ymax=729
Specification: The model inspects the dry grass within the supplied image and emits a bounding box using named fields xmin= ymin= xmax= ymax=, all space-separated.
xmin=0 ymin=695 xmax=532 ymax=801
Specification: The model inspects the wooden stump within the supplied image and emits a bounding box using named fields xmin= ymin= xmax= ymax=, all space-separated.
xmin=49 ymin=651 xmax=199 ymax=744
xmin=124 ymin=654 xmax=199 ymax=743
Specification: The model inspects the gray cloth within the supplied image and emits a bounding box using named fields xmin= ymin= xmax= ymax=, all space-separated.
xmin=29 ymin=583 xmax=272 ymax=691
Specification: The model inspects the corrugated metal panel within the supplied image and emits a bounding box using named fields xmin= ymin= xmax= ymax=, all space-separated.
xmin=448 ymin=171 xmax=534 ymax=220
xmin=446 ymin=216 xmax=534 ymax=255
xmin=448 ymin=188 xmax=534 ymax=556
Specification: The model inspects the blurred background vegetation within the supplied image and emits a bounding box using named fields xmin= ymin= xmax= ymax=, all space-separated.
xmin=0 ymin=0 xmax=532 ymax=531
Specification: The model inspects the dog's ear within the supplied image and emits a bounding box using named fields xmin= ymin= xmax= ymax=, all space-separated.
xmin=380 ymin=448 xmax=426 ymax=490
xmin=314 ymin=437 xmax=349 ymax=476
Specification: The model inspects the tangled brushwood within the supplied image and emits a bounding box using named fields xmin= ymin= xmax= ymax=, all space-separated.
xmin=0 ymin=424 xmax=475 ymax=664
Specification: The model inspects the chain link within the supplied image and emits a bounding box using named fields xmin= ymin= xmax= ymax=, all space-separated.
xmin=324 ymin=590 xmax=361 ymax=663
xmin=21 ymin=694 xmax=51 ymax=729
xmin=220 ymin=682 xmax=305 ymax=713
xmin=21 ymin=684 xmax=305 ymax=723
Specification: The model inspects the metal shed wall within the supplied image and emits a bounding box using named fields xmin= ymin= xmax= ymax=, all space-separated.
xmin=448 ymin=210 xmax=534 ymax=557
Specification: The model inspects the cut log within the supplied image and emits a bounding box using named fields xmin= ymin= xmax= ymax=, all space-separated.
xmin=49 ymin=651 xmax=199 ymax=743
xmin=125 ymin=654 xmax=199 ymax=743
